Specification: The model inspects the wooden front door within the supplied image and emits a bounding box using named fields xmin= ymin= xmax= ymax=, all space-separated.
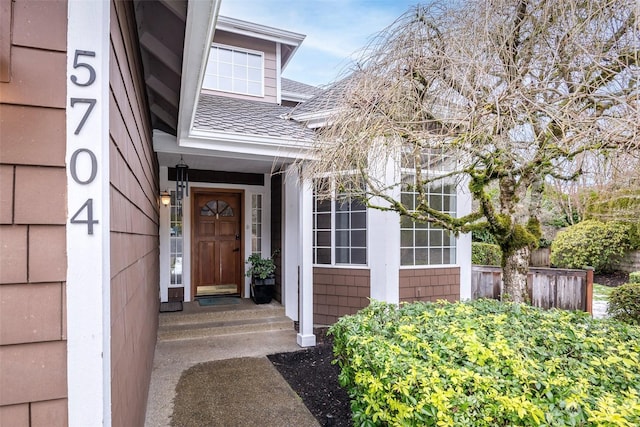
xmin=192 ymin=190 xmax=243 ymax=297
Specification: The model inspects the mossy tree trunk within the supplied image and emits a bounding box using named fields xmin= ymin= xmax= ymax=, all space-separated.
xmin=502 ymin=246 xmax=530 ymax=303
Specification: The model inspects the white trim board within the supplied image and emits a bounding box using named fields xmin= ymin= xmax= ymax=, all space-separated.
xmin=66 ymin=1 xmax=111 ymax=425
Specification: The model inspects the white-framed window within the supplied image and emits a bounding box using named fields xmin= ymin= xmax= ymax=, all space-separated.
xmin=170 ymin=191 xmax=183 ymax=285
xmin=251 ymin=194 xmax=262 ymax=255
xmin=313 ymin=179 xmax=367 ymax=266
xmin=203 ymin=44 xmax=263 ymax=97
xmin=400 ymin=176 xmax=457 ymax=266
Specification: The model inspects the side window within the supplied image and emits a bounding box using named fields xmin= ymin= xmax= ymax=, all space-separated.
xmin=400 ymin=177 xmax=457 ymax=266
xmin=313 ymin=180 xmax=367 ymax=266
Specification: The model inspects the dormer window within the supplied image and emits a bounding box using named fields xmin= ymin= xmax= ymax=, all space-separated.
xmin=203 ymin=44 xmax=264 ymax=97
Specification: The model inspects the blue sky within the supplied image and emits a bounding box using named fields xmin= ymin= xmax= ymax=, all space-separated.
xmin=219 ymin=0 xmax=421 ymax=87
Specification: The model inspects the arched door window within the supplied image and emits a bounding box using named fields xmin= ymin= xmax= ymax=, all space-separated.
xmin=200 ymin=200 xmax=234 ymax=218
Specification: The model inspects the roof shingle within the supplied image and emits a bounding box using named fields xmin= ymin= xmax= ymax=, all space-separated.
xmin=193 ymin=93 xmax=316 ymax=140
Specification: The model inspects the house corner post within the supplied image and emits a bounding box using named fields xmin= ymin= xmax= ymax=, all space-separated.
xmin=458 ymin=176 xmax=473 ymax=300
xmin=297 ymin=170 xmax=316 ymax=347
xmin=368 ymin=151 xmax=400 ymax=303
xmin=66 ymin=1 xmax=111 ymax=425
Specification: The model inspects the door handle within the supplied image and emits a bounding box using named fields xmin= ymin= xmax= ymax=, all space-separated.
xmin=233 ymin=248 xmax=240 ymax=252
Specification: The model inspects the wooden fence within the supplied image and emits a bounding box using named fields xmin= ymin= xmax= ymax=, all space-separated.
xmin=471 ymin=266 xmax=593 ymax=313
xmin=530 ymin=247 xmax=551 ymax=267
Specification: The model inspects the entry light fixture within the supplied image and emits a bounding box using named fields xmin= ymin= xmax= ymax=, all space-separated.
xmin=160 ymin=191 xmax=171 ymax=207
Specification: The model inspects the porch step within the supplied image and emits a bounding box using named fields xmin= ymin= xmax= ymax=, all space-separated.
xmin=157 ymin=301 xmax=294 ymax=341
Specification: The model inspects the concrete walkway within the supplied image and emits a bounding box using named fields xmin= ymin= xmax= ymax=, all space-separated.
xmin=144 ymin=329 xmax=317 ymax=427
xmin=592 ymin=300 xmax=608 ymax=319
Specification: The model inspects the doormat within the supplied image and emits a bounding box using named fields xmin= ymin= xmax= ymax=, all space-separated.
xmin=197 ymin=297 xmax=241 ymax=306
xmin=159 ymin=301 xmax=183 ymax=312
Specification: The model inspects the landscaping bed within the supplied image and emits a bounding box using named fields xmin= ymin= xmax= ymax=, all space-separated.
xmin=330 ymin=299 xmax=640 ymax=426
xmin=268 ymin=329 xmax=352 ymax=426
xmin=269 ymin=273 xmax=639 ymax=426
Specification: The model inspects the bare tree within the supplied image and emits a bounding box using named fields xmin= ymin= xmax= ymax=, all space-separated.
xmin=303 ymin=0 xmax=639 ymax=302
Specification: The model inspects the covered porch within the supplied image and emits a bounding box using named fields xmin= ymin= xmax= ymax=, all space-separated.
xmin=154 ymin=129 xmax=316 ymax=347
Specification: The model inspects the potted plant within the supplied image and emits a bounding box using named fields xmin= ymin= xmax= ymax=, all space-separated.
xmin=246 ymin=251 xmax=278 ymax=304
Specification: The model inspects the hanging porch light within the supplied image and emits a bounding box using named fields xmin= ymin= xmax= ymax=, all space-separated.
xmin=175 ymin=156 xmax=189 ymax=202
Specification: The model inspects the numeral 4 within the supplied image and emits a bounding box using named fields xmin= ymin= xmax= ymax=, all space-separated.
xmin=70 ymin=198 xmax=99 ymax=235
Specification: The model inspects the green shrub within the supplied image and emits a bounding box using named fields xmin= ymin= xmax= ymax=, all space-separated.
xmin=608 ymin=283 xmax=640 ymax=325
xmin=550 ymin=220 xmax=633 ymax=273
xmin=472 ymin=229 xmax=498 ymax=244
xmin=472 ymin=242 xmax=502 ymax=266
xmin=330 ymin=300 xmax=640 ymax=427
xmin=630 ymin=271 xmax=640 ymax=284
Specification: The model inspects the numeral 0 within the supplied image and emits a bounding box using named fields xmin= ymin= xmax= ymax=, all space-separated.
xmin=70 ymin=148 xmax=97 ymax=185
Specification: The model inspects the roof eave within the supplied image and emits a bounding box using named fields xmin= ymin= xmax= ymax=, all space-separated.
xmin=177 ymin=0 xmax=222 ymax=144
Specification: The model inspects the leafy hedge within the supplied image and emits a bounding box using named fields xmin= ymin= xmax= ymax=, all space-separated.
xmin=472 ymin=242 xmax=502 ymax=266
xmin=630 ymin=271 xmax=640 ymax=284
xmin=550 ymin=220 xmax=634 ymax=273
xmin=608 ymin=283 xmax=640 ymax=326
xmin=330 ymin=300 xmax=640 ymax=426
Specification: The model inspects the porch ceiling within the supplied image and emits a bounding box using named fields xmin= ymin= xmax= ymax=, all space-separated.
xmin=134 ymin=0 xmax=188 ymax=136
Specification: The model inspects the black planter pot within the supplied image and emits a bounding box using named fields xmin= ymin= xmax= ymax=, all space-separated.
xmin=251 ymin=276 xmax=275 ymax=304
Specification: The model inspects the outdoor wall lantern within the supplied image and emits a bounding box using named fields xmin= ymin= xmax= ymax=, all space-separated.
xmin=175 ymin=156 xmax=189 ymax=202
xmin=160 ymin=191 xmax=171 ymax=207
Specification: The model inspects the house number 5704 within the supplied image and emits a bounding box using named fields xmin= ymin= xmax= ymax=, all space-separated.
xmin=69 ymin=49 xmax=99 ymax=235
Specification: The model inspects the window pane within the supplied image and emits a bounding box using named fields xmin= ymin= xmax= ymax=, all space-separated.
xmin=218 ymin=48 xmax=232 ymax=62
xmin=351 ymin=198 xmax=366 ymax=211
xmin=247 ymin=53 xmax=262 ymax=68
xmin=247 ymin=67 xmax=261 ymax=81
xmin=429 ymin=194 xmax=443 ymax=210
xmin=218 ymin=62 xmax=232 ymax=77
xmin=429 ymin=248 xmax=442 ymax=265
xmin=351 ymin=230 xmax=366 ymax=247
xmin=400 ymin=215 xmax=413 ymax=228
xmin=316 ymin=213 xmax=331 ymax=229
xmin=401 ymin=192 xmax=414 ymax=208
xmin=400 ymin=248 xmax=413 ymax=266
xmin=233 ymin=79 xmax=247 ymax=93
xmin=233 ymin=64 xmax=246 ymax=78
xmin=336 ymin=199 xmax=350 ymax=212
xmin=430 ymin=230 xmax=443 ymax=246
xmin=218 ymin=77 xmax=232 ymax=91
xmin=401 ymin=230 xmax=414 ymax=247
xmin=316 ymin=199 xmax=331 ymax=212
xmin=443 ymin=195 xmax=455 ymax=212
xmin=351 ymin=248 xmax=366 ymax=265
xmin=316 ymin=248 xmax=331 ymax=264
xmin=316 ymin=231 xmax=331 ymax=246
xmin=336 ymin=230 xmax=349 ymax=246
xmin=415 ymin=230 xmax=428 ymax=246
xmin=447 ymin=231 xmax=457 ymax=246
xmin=336 ymin=248 xmax=350 ymax=264
xmin=203 ymin=75 xmax=216 ymax=89
xmin=232 ymin=50 xmax=247 ymax=65
xmin=351 ymin=212 xmax=366 ymax=228
xmin=336 ymin=212 xmax=349 ymax=229
xmin=443 ymin=248 xmax=456 ymax=264
xmin=415 ymin=248 xmax=428 ymax=265
xmin=248 ymin=81 xmax=262 ymax=96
